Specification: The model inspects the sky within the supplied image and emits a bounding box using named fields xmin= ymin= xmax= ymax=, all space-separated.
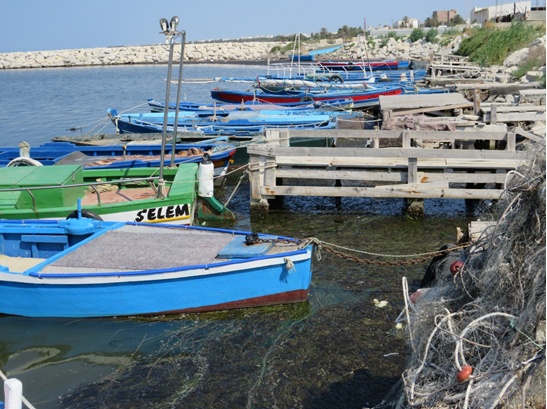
xmin=0 ymin=0 xmax=543 ymax=53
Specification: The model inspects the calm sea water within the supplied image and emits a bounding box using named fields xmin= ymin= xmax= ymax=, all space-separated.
xmin=0 ymin=64 xmax=474 ymax=408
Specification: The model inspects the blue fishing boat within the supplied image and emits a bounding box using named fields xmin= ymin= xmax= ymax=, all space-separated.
xmin=211 ymin=86 xmax=404 ymax=109
xmin=0 ymin=141 xmax=236 ymax=178
xmin=147 ymin=98 xmax=355 ymax=113
xmin=107 ymin=108 xmax=339 ymax=135
xmin=316 ymin=60 xmax=409 ymax=71
xmin=0 ymin=218 xmax=313 ymax=317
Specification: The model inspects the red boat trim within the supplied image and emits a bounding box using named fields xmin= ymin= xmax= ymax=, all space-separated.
xmin=148 ymin=288 xmax=310 ymax=315
xmin=212 ymin=88 xmax=402 ymax=105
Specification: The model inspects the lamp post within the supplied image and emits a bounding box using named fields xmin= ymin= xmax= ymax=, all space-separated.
xmin=157 ymin=16 xmax=186 ymax=198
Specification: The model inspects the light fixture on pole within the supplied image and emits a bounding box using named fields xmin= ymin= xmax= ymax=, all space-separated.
xmin=157 ymin=16 xmax=186 ymax=198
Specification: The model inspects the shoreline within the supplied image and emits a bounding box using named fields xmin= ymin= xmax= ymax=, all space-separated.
xmin=0 ymin=35 xmax=457 ymax=70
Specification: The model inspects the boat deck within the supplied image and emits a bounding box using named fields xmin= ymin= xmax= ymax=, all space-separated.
xmin=81 ymin=187 xmax=160 ymax=205
xmin=36 ymin=225 xmax=300 ymax=275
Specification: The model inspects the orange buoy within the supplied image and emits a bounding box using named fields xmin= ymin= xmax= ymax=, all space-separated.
xmin=456 ymin=365 xmax=473 ymax=381
xmin=409 ymin=290 xmax=422 ymax=303
xmin=450 ymin=260 xmax=464 ymax=275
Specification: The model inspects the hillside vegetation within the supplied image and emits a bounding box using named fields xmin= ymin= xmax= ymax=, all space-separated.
xmin=456 ymin=22 xmax=545 ymax=66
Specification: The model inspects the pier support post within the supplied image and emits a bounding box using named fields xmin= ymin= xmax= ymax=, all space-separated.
xmin=250 ymin=199 xmax=270 ymax=219
xmin=404 ymin=198 xmax=424 ymax=218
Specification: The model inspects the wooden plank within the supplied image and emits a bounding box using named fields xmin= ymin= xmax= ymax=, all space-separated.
xmin=473 ymin=88 xmax=481 ymax=115
xmin=387 ymin=102 xmax=473 ymax=117
xmin=456 ymin=81 xmax=543 ymax=91
xmin=379 ymin=93 xmax=473 ymax=111
xmin=274 ymin=168 xmax=511 ymax=184
xmin=514 ymin=127 xmax=545 ymax=143
xmin=280 ymin=129 xmax=511 ymax=140
xmin=484 ymin=112 xmax=546 ymax=123
xmin=430 ymin=64 xmax=480 ymax=71
xmin=491 ymin=104 xmax=498 ymax=124
xmin=481 ymin=105 xmax=546 ymax=113
xmin=247 ymin=146 xmax=529 ymax=160
xmin=249 ymin=156 xmax=263 ymax=201
xmin=273 ymin=156 xmax=525 ymax=169
xmin=408 ymin=158 xmax=418 ymax=183
xmin=259 ymin=185 xmax=505 ymax=200
xmin=468 ymin=221 xmax=497 ymax=241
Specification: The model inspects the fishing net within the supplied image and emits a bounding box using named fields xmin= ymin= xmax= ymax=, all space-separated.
xmin=385 ymin=140 xmax=546 ymax=408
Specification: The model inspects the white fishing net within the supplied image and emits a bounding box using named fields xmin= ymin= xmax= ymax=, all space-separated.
xmin=386 ymin=140 xmax=546 ymax=409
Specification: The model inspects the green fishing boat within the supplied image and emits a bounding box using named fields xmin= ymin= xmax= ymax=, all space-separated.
xmin=0 ymin=163 xmax=234 ymax=224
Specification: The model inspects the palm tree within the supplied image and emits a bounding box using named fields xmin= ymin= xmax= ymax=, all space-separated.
xmin=403 ymin=16 xmax=410 ymax=28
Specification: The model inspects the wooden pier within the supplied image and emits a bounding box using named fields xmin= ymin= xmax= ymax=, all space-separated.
xmin=248 ymin=129 xmax=531 ymax=217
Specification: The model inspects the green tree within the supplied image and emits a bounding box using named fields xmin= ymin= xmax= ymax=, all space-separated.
xmin=319 ymin=27 xmax=329 ymax=39
xmin=449 ymin=14 xmax=465 ymax=26
xmin=424 ymin=16 xmax=440 ymax=27
xmin=410 ymin=28 xmax=425 ymax=42
xmin=425 ymin=28 xmax=439 ymax=43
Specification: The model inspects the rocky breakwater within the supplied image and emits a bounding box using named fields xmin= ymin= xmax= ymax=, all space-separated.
xmin=308 ymin=35 xmax=464 ymax=63
xmin=0 ymin=41 xmax=282 ymax=70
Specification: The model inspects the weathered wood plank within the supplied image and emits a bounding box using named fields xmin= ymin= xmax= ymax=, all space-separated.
xmin=273 ymin=157 xmax=525 ymax=169
xmin=259 ymin=185 xmax=505 ymax=200
xmin=456 ymin=81 xmax=543 ymax=91
xmin=379 ymin=93 xmax=473 ymax=111
xmin=386 ymin=102 xmax=474 ymax=117
xmin=514 ymin=127 xmax=545 ymax=143
xmin=249 ymin=156 xmax=263 ymax=201
xmin=277 ymin=129 xmax=512 ymax=140
xmin=274 ymin=168 xmax=511 ymax=183
xmin=484 ymin=112 xmax=547 ymax=123
xmin=247 ymin=146 xmax=529 ymax=160
xmin=481 ymin=104 xmax=546 ymax=113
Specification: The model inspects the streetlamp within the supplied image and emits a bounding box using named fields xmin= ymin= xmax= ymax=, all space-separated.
xmin=157 ymin=16 xmax=186 ymax=198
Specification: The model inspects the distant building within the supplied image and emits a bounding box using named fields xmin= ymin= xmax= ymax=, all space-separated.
xmin=435 ymin=9 xmax=458 ymax=23
xmin=470 ymin=1 xmax=532 ymax=23
xmin=393 ymin=18 xmax=420 ymax=28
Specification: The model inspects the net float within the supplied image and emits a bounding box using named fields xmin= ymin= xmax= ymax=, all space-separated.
xmin=456 ymin=365 xmax=473 ymax=381
xmin=450 ymin=260 xmax=464 ymax=275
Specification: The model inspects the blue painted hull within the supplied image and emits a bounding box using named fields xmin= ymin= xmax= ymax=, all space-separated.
xmin=0 ymin=220 xmax=313 ymax=318
xmin=147 ymin=98 xmax=355 ymax=113
xmin=0 ymin=142 xmax=236 ymax=173
xmin=108 ymin=109 xmax=339 ymax=135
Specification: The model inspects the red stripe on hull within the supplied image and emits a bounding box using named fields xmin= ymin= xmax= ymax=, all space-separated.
xmin=213 ymin=89 xmax=402 ymax=105
xmin=150 ymin=288 xmax=309 ymax=315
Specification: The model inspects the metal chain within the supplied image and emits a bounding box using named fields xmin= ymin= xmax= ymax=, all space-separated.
xmin=248 ymin=235 xmax=471 ymax=267
xmin=300 ymin=238 xmax=472 ymax=267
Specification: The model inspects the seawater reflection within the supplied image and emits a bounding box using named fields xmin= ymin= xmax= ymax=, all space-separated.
xmin=0 ymin=63 xmax=474 ymax=408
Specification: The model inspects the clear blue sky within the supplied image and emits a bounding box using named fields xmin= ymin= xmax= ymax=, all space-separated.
xmin=0 ymin=0 xmax=538 ymax=53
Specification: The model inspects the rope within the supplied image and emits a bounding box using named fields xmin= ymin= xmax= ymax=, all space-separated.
xmin=73 ymin=102 xmax=149 ymax=136
xmin=224 ymin=168 xmax=247 ymax=207
xmin=284 ymin=257 xmax=296 ymax=273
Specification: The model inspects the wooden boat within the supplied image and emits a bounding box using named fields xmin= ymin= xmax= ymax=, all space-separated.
xmin=147 ymin=98 xmax=355 ymax=113
xmin=259 ymin=69 xmax=427 ymax=84
xmin=0 ymin=218 xmax=313 ymax=317
xmin=0 ymin=163 xmax=234 ymax=224
xmin=0 ymin=141 xmax=236 ymax=179
xmin=211 ymin=86 xmax=404 ymax=109
xmin=107 ymin=108 xmax=339 ymax=135
xmin=316 ymin=60 xmax=407 ymax=71
xmin=50 ymin=133 xmax=335 ymax=169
